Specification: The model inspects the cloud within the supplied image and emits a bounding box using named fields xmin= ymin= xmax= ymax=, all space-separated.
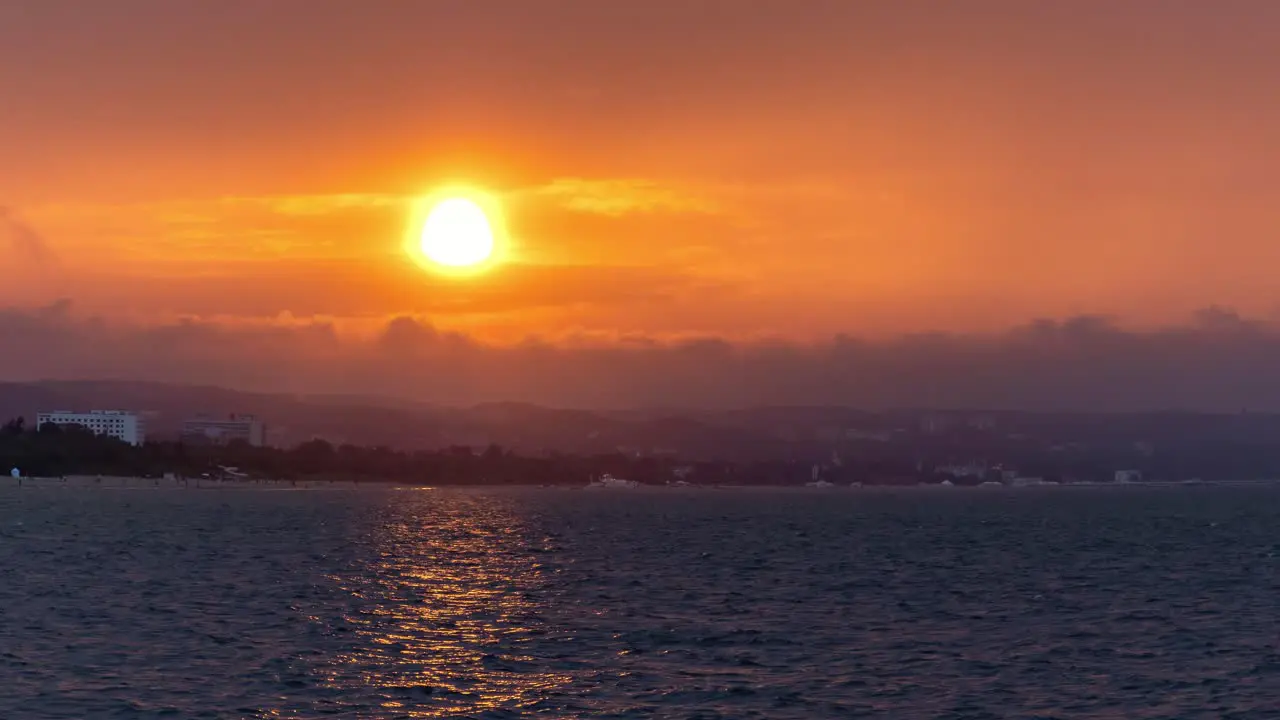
xmin=21 ymin=180 xmax=725 ymax=267
xmin=523 ymin=178 xmax=720 ymax=217
xmin=221 ymin=193 xmax=402 ymax=216
xmin=30 ymin=193 xmax=399 ymax=224
xmin=75 ymin=259 xmax=711 ymax=319
xmin=10 ymin=185 xmax=749 ymax=325
xmin=0 ymin=206 xmax=56 ymax=266
xmin=30 ymin=180 xmax=709 ymax=233
xmin=20 ymin=195 xmax=400 ymax=268
xmin=3 ymin=302 xmax=1280 ymax=411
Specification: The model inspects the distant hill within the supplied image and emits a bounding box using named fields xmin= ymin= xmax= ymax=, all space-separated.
xmin=0 ymin=381 xmax=786 ymax=459
xmin=4 ymin=380 xmax=1280 ymax=463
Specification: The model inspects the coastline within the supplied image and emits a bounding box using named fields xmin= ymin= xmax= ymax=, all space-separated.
xmin=5 ymin=476 xmax=1280 ymax=491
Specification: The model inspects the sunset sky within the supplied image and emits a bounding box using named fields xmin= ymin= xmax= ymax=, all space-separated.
xmin=4 ymin=1 xmax=1280 ymax=407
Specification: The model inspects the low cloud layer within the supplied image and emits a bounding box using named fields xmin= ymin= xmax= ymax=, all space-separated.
xmin=3 ymin=302 xmax=1279 ymax=411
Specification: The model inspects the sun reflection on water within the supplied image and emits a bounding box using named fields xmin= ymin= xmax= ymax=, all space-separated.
xmin=317 ymin=492 xmax=569 ymax=717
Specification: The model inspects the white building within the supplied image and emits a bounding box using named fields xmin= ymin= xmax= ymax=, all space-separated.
xmin=1115 ymin=469 xmax=1143 ymax=484
xmin=936 ymin=463 xmax=988 ymax=479
xmin=36 ymin=410 xmax=146 ymax=446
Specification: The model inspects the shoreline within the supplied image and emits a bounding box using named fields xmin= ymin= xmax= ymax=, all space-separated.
xmin=5 ymin=476 xmax=1280 ymax=491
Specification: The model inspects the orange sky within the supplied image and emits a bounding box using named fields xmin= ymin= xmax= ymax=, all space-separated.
xmin=4 ymin=0 xmax=1280 ymax=345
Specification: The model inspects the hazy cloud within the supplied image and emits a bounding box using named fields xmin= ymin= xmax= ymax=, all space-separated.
xmin=79 ymin=260 xmax=712 ymax=319
xmin=3 ymin=302 xmax=1280 ymax=411
xmin=525 ymin=178 xmax=721 ymax=217
xmin=233 ymin=193 xmax=402 ymax=216
xmin=0 ymin=206 xmax=55 ymax=266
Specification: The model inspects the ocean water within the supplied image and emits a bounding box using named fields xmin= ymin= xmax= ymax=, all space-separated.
xmin=2 ymin=485 xmax=1279 ymax=719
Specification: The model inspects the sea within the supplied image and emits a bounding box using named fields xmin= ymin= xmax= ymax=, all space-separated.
xmin=1 ymin=483 xmax=1279 ymax=719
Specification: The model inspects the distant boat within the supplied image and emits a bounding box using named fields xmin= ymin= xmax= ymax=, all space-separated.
xmin=586 ymin=473 xmax=638 ymax=489
xmin=805 ymin=479 xmax=835 ymax=488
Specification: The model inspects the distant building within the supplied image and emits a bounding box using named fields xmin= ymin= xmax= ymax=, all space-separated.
xmin=936 ymin=462 xmax=988 ymax=479
xmin=37 ymin=410 xmax=146 ymax=446
xmin=181 ymin=414 xmax=266 ymax=447
xmin=1115 ymin=469 xmax=1143 ymax=484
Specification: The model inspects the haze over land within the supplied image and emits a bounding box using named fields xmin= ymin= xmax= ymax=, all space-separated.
xmin=4 ymin=1 xmax=1280 ymax=409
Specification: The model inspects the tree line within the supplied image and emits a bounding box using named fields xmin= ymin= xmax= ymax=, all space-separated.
xmin=9 ymin=415 xmax=1271 ymax=485
xmin=0 ymin=416 xmax=795 ymax=485
xmin=0 ymin=415 xmax=945 ymax=486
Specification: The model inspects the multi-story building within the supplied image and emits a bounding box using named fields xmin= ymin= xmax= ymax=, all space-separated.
xmin=181 ymin=414 xmax=266 ymax=447
xmin=36 ymin=410 xmax=146 ymax=446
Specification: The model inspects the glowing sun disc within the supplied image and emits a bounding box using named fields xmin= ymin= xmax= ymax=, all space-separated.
xmin=419 ymin=197 xmax=495 ymax=267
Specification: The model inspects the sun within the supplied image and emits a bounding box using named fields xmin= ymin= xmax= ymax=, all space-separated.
xmin=420 ymin=197 xmax=493 ymax=267
xmin=406 ymin=188 xmax=506 ymax=274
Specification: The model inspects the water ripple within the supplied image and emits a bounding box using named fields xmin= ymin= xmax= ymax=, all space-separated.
xmin=2 ymin=486 xmax=1280 ymax=717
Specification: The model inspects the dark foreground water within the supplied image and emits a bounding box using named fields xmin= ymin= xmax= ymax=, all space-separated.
xmin=2 ymin=486 xmax=1280 ymax=718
